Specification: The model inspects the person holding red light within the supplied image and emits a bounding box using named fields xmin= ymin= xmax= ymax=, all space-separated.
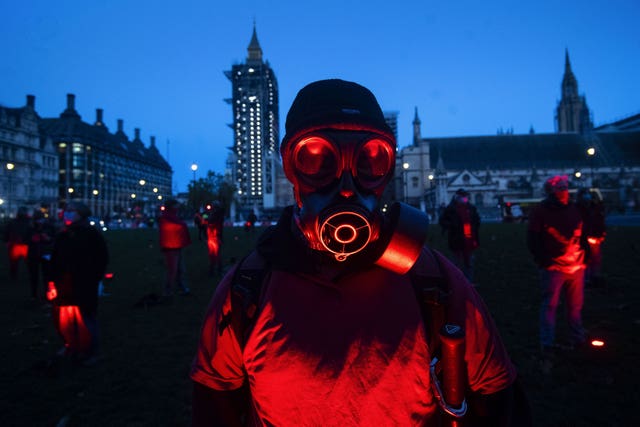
xmin=576 ymin=188 xmax=606 ymax=287
xmin=204 ymin=200 xmax=225 ymax=277
xmin=49 ymin=202 xmax=108 ymax=363
xmin=439 ymin=189 xmax=481 ymax=284
xmin=3 ymin=206 xmax=31 ymax=282
xmin=191 ymin=79 xmax=527 ymax=426
xmin=528 ymin=175 xmax=589 ymax=355
xmin=159 ymin=198 xmax=192 ymax=296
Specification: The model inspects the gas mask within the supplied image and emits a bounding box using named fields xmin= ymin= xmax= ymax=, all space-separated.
xmin=283 ymin=130 xmax=429 ymax=274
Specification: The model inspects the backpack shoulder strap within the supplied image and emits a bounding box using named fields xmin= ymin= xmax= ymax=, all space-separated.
xmin=228 ymin=250 xmax=269 ymax=349
xmin=409 ymin=247 xmax=450 ymax=357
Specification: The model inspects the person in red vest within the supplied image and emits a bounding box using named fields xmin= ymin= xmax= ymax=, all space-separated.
xmin=158 ymin=198 xmax=191 ymax=296
xmin=439 ymin=189 xmax=481 ymax=284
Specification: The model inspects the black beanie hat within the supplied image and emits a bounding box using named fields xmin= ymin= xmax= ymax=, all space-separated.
xmin=280 ymin=79 xmax=395 ymax=156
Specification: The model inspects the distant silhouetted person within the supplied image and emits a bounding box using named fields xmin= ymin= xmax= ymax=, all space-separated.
xmin=245 ymin=211 xmax=258 ymax=233
xmin=576 ymin=188 xmax=606 ymax=287
xmin=50 ymin=202 xmax=109 ymax=364
xmin=439 ymin=189 xmax=481 ymax=283
xmin=528 ymin=175 xmax=588 ymax=355
xmin=3 ymin=206 xmax=30 ymax=282
xmin=26 ymin=210 xmax=55 ymax=299
xmin=194 ymin=209 xmax=206 ymax=241
xmin=204 ymin=201 xmax=225 ymax=277
xmin=158 ymin=199 xmax=191 ymax=296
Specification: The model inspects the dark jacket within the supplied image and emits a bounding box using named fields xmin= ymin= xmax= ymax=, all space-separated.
xmin=3 ymin=215 xmax=30 ymax=246
xmin=50 ymin=220 xmax=109 ymax=314
xmin=26 ymin=219 xmax=55 ymax=260
xmin=578 ymin=200 xmax=606 ymax=240
xmin=527 ymin=196 xmax=588 ymax=272
xmin=439 ymin=201 xmax=481 ymax=251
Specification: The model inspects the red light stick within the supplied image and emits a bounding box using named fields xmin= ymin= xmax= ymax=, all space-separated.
xmin=430 ymin=324 xmax=467 ymax=425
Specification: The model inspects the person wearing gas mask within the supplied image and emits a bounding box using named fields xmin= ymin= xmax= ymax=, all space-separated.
xmin=191 ymin=79 xmax=525 ymax=426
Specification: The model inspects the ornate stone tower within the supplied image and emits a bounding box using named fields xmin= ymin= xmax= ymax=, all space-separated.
xmin=225 ymin=24 xmax=279 ymax=213
xmin=555 ymin=49 xmax=593 ymax=134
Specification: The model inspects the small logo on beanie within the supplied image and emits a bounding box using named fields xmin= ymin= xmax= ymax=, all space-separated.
xmin=342 ymin=108 xmax=361 ymax=114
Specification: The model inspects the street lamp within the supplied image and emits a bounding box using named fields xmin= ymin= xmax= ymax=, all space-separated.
xmin=587 ymin=147 xmax=596 ymax=186
xmin=191 ymin=163 xmax=198 ymax=211
xmin=402 ymin=162 xmax=410 ymax=204
xmin=191 ymin=163 xmax=198 ymax=182
xmin=6 ymin=163 xmax=14 ymax=217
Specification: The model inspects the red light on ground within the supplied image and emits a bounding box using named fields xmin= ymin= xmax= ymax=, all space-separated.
xmin=587 ymin=237 xmax=598 ymax=244
xmin=104 ymin=273 xmax=114 ymax=279
xmin=591 ymin=339 xmax=605 ymax=347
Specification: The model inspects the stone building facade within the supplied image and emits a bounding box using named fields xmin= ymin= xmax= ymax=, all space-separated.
xmin=1 ymin=93 xmax=172 ymax=220
xmin=0 ymin=95 xmax=58 ymax=218
xmin=41 ymin=94 xmax=172 ymax=218
xmin=396 ymin=51 xmax=640 ymax=219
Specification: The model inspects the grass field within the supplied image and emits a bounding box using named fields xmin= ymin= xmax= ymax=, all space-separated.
xmin=1 ymin=222 xmax=638 ymax=426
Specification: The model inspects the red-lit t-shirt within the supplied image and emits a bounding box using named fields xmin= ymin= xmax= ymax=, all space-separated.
xmin=191 ymin=248 xmax=515 ymax=426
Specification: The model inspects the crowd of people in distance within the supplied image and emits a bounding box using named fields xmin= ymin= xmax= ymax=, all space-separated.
xmin=3 ymin=203 xmax=108 ymax=366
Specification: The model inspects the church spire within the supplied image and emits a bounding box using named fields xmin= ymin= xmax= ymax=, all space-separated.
xmin=561 ymin=48 xmax=578 ymax=98
xmin=412 ymin=107 xmax=422 ymax=146
xmin=556 ymin=49 xmax=592 ymax=133
xmin=247 ymin=22 xmax=263 ymax=63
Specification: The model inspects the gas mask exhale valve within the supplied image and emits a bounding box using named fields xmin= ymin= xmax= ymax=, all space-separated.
xmin=319 ymin=208 xmax=372 ymax=261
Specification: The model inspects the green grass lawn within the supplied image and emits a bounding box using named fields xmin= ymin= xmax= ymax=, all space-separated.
xmin=1 ymin=223 xmax=638 ymax=426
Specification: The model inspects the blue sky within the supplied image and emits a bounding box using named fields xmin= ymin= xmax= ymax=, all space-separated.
xmin=2 ymin=0 xmax=638 ymax=192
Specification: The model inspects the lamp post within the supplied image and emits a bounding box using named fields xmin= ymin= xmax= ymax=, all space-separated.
xmin=138 ymin=179 xmax=146 ymax=216
xmin=191 ymin=163 xmax=198 ymax=211
xmin=587 ymin=147 xmax=596 ymax=187
xmin=6 ymin=163 xmax=14 ymax=217
xmin=402 ymin=162 xmax=410 ymax=204
xmin=428 ymin=173 xmax=435 ymax=213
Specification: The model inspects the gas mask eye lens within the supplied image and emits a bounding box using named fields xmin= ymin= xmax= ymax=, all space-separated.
xmin=356 ymin=138 xmax=393 ymax=188
xmin=293 ymin=136 xmax=339 ymax=187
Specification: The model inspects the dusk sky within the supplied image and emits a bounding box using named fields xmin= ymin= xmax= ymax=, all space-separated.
xmin=2 ymin=0 xmax=638 ymax=192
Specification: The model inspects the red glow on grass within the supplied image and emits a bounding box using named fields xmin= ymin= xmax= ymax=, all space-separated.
xmin=56 ymin=305 xmax=91 ymax=353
